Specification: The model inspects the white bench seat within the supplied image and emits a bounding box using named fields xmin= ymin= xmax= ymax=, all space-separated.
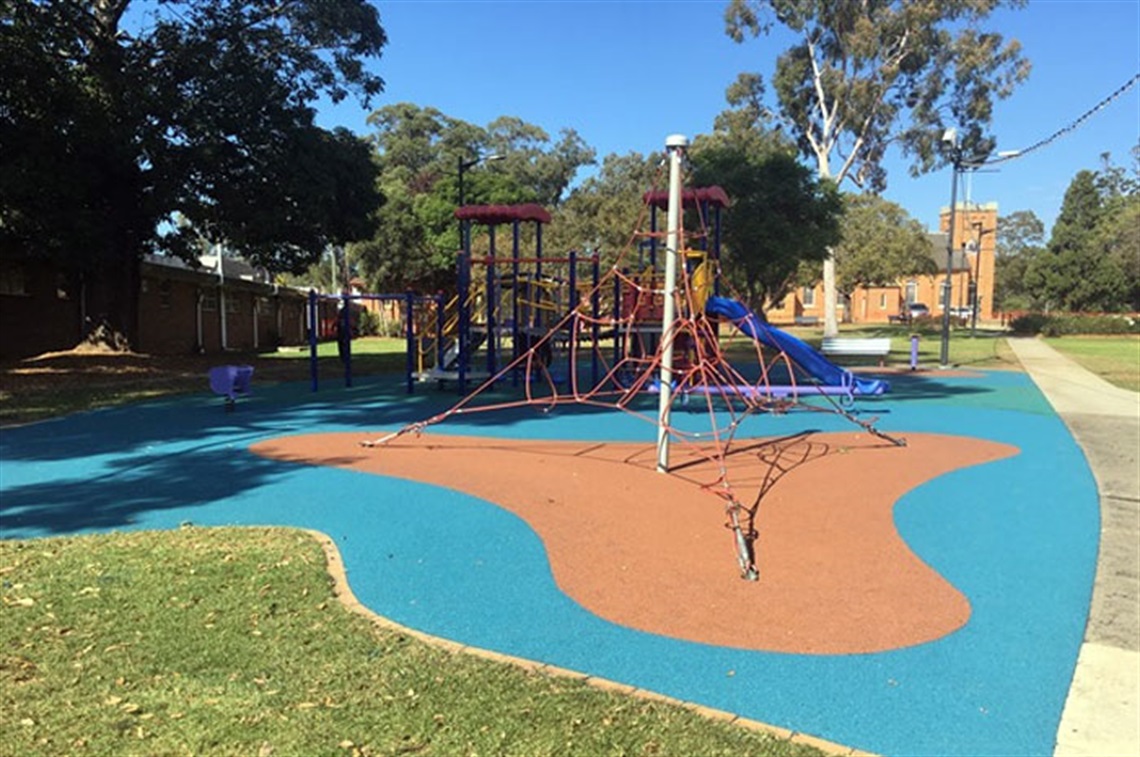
xmin=820 ymin=337 xmax=891 ymax=363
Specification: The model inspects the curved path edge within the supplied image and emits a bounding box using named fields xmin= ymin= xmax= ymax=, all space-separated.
xmin=1006 ymin=337 xmax=1140 ymax=757
xmin=300 ymin=526 xmax=879 ymax=757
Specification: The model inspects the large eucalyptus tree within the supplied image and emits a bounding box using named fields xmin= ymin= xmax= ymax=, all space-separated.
xmin=724 ymin=0 xmax=1031 ymax=335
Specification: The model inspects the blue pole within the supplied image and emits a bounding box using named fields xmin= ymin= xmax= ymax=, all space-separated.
xmin=405 ymin=292 xmax=415 ymax=393
xmin=613 ymin=268 xmax=624 ymax=373
xmin=308 ymin=289 xmax=318 ymax=392
xmin=435 ymin=293 xmax=444 ymax=369
xmin=486 ymin=225 xmax=496 ymax=381
xmin=458 ymin=250 xmax=469 ymax=393
xmin=535 ymin=222 xmax=543 ymax=282
xmin=568 ymin=250 xmax=577 ymax=320
xmin=568 ymin=250 xmax=577 ymax=392
xmin=592 ymin=252 xmax=600 ymax=387
xmin=512 ymin=220 xmax=520 ymax=386
xmin=341 ymin=291 xmax=352 ymax=388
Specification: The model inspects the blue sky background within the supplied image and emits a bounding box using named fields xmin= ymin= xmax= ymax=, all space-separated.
xmin=315 ymin=0 xmax=1140 ymax=235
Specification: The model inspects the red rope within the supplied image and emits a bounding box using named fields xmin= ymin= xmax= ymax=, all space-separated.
xmin=362 ymin=162 xmax=901 ymax=578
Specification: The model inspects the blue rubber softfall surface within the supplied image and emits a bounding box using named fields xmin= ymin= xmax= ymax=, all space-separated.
xmin=0 ymin=369 xmax=1098 ymax=757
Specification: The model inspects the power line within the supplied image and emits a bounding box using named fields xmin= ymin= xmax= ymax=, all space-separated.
xmin=985 ymin=73 xmax=1140 ymax=166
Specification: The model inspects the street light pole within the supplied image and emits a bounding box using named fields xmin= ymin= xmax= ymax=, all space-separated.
xmin=457 ymin=152 xmax=504 ymax=251
xmin=940 ymin=131 xmax=960 ymax=369
xmin=457 ymin=156 xmax=474 ymax=253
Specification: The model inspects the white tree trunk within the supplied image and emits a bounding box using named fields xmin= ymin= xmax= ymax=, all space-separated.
xmin=822 ymin=253 xmax=838 ymax=337
xmin=813 ymin=140 xmax=839 ymax=337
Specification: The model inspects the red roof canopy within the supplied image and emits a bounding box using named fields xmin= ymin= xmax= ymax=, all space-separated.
xmin=642 ymin=185 xmax=730 ymax=210
xmin=454 ymin=203 xmax=551 ymax=225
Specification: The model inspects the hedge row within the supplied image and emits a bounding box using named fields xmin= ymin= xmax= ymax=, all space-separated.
xmin=1009 ymin=312 xmax=1140 ymax=336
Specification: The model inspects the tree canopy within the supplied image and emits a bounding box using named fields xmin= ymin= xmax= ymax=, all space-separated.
xmin=830 ymin=193 xmax=934 ymax=296
xmin=348 ymin=103 xmax=595 ymax=293
xmin=1024 ymin=155 xmax=1140 ymax=313
xmin=691 ymin=140 xmax=842 ymax=315
xmin=0 ymin=0 xmax=387 ymax=346
xmin=546 ymin=151 xmax=663 ymax=266
xmin=993 ymin=209 xmax=1045 ymax=312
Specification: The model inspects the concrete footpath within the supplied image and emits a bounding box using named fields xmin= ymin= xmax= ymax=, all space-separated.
xmin=1006 ymin=337 xmax=1140 ymax=757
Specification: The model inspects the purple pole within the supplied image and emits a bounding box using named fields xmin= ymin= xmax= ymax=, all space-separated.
xmin=308 ymin=289 xmax=319 ymax=392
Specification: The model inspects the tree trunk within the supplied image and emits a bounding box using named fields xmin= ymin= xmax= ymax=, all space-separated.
xmin=822 ymin=253 xmax=838 ymax=336
xmin=81 ymin=252 xmax=140 ymax=352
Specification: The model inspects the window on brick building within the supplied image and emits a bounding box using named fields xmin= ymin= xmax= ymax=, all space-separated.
xmin=0 ymin=266 xmax=29 ymax=296
xmin=201 ymin=290 xmax=217 ymax=311
xmin=879 ymin=293 xmax=887 ymax=309
xmin=802 ymin=286 xmax=816 ymax=307
xmin=905 ymin=281 xmax=918 ymax=303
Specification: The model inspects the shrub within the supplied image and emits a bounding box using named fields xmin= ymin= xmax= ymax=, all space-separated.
xmin=1041 ymin=314 xmax=1139 ymax=336
xmin=1009 ymin=313 xmax=1052 ymax=335
xmin=379 ymin=312 xmax=406 ymax=338
xmin=356 ymin=308 xmax=381 ymax=337
xmin=1010 ymin=312 xmax=1140 ymax=336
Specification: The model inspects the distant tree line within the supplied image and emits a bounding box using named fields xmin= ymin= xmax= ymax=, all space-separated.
xmin=996 ymin=149 xmax=1140 ymax=314
xmin=13 ymin=0 xmax=1136 ymax=355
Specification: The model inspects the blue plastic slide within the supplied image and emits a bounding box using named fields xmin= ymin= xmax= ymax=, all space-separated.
xmin=705 ymin=296 xmax=889 ymax=396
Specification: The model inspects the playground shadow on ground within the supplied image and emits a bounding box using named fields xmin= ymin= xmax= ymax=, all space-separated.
xmin=0 ymin=365 xmax=1039 ymax=537
xmin=0 ymin=443 xmax=293 ymax=536
xmin=0 ymin=363 xmax=1027 ymax=467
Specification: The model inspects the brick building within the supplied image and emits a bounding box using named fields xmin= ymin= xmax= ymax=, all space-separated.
xmin=0 ymin=254 xmax=309 ymax=360
xmin=768 ymin=202 xmax=998 ymax=325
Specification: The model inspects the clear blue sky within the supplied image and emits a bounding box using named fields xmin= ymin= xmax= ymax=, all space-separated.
xmin=315 ymin=0 xmax=1140 ymax=234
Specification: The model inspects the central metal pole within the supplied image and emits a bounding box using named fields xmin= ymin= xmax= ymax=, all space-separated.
xmin=940 ymin=155 xmax=959 ymax=369
xmin=656 ymin=134 xmax=687 ymax=473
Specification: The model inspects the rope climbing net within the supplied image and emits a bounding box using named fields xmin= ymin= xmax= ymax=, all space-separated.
xmin=364 ymin=138 xmax=903 ymax=580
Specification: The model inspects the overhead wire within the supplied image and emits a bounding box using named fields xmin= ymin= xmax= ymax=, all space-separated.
xmin=982 ymin=72 xmax=1140 ymax=167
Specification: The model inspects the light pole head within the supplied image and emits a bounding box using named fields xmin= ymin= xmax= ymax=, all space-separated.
xmin=460 ymin=152 xmax=505 ymax=171
xmin=665 ymin=134 xmax=689 ymax=150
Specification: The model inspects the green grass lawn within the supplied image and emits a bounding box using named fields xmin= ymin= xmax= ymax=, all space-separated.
xmin=866 ymin=325 xmax=1021 ymax=371
xmin=1044 ymin=336 xmax=1140 ymax=391
xmin=723 ymin=323 xmax=1020 ymax=372
xmin=0 ymin=338 xmax=408 ymax=427
xmin=266 ymin=336 xmax=409 ymax=364
xmin=0 ymin=528 xmax=826 ymax=757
